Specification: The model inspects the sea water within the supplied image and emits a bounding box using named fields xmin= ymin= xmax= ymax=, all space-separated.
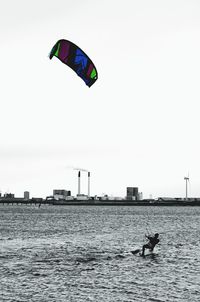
xmin=0 ymin=205 xmax=200 ymax=302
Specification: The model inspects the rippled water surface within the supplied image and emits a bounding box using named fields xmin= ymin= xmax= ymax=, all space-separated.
xmin=0 ymin=205 xmax=200 ymax=301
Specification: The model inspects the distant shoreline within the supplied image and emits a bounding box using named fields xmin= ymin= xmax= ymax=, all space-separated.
xmin=0 ymin=198 xmax=200 ymax=206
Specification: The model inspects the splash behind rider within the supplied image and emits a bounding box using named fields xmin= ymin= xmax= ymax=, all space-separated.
xmin=142 ymin=233 xmax=159 ymax=256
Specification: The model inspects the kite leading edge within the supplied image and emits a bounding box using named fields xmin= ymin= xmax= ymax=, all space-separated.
xmin=49 ymin=39 xmax=98 ymax=87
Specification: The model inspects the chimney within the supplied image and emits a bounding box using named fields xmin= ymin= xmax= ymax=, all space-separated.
xmin=78 ymin=171 xmax=81 ymax=195
xmin=88 ymin=172 xmax=90 ymax=197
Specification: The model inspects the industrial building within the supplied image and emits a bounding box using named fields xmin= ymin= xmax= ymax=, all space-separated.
xmin=126 ymin=187 xmax=139 ymax=200
xmin=53 ymin=189 xmax=71 ymax=200
xmin=24 ymin=191 xmax=30 ymax=200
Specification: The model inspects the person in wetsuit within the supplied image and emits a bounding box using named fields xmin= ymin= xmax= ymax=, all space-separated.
xmin=141 ymin=233 xmax=159 ymax=256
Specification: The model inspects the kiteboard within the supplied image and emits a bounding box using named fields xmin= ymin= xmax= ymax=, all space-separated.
xmin=131 ymin=249 xmax=140 ymax=255
xmin=131 ymin=249 xmax=155 ymax=257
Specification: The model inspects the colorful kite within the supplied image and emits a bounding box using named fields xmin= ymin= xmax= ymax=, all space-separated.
xmin=49 ymin=39 xmax=98 ymax=87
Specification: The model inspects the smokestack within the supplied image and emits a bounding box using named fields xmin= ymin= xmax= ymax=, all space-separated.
xmin=88 ymin=172 xmax=90 ymax=197
xmin=78 ymin=171 xmax=81 ymax=195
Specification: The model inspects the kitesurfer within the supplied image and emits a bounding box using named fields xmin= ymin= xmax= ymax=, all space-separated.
xmin=141 ymin=233 xmax=159 ymax=256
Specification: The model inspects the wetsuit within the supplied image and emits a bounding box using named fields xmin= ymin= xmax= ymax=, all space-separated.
xmin=142 ymin=235 xmax=159 ymax=256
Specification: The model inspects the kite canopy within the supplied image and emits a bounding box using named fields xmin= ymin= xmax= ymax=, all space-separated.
xmin=49 ymin=39 xmax=98 ymax=87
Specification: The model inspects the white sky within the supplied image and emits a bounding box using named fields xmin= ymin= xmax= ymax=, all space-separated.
xmin=0 ymin=0 xmax=200 ymax=198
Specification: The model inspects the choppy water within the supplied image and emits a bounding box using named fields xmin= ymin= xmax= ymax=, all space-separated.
xmin=0 ymin=205 xmax=200 ymax=302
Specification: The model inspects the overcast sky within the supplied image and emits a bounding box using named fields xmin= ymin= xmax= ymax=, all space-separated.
xmin=0 ymin=0 xmax=200 ymax=198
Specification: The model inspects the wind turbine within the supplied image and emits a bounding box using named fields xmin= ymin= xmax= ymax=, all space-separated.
xmin=184 ymin=174 xmax=189 ymax=200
